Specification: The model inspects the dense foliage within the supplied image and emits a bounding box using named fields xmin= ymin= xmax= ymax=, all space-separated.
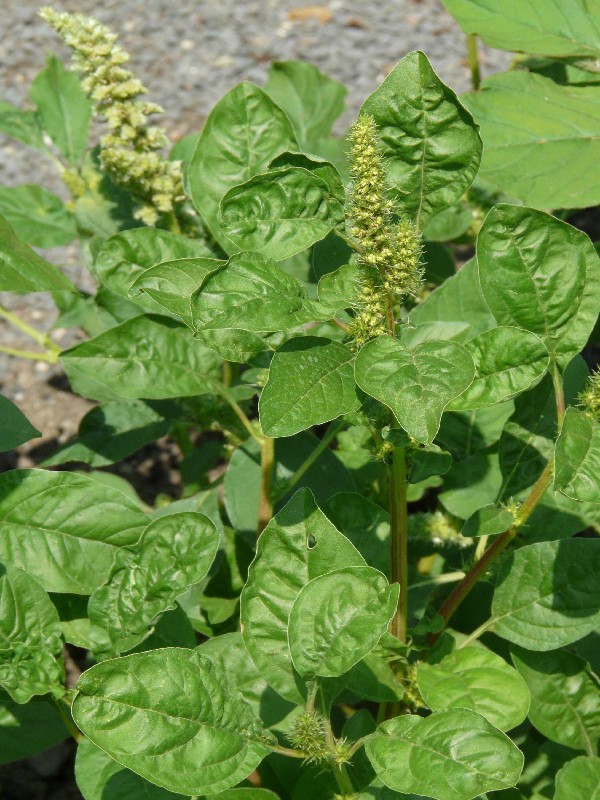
xmin=0 ymin=3 xmax=599 ymax=799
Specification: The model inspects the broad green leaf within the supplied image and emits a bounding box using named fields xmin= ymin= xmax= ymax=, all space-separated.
xmin=361 ymin=51 xmax=481 ymax=228
xmin=29 ymin=55 xmax=91 ymax=163
xmin=192 ymin=251 xmax=315 ymax=335
xmin=188 ymin=82 xmax=297 ymax=251
xmin=0 ymin=100 xmax=44 ymax=149
xmin=437 ymin=402 xmax=514 ymax=462
xmin=439 ymin=451 xmax=503 ymax=519
xmin=0 ymin=564 xmax=65 ymax=703
xmin=511 ymin=646 xmax=600 ymax=753
xmin=0 ymin=690 xmax=68 ymax=765
xmin=0 ymin=215 xmax=76 ymax=292
xmin=418 ymin=647 xmax=530 ymax=731
xmin=263 ymin=60 xmax=346 ymax=146
xmin=259 ymin=337 xmax=362 ymax=437
xmin=463 ymin=71 xmax=600 ymax=209
xmin=477 ymin=205 xmax=600 ymax=367
xmin=317 ymin=261 xmax=360 ymax=313
xmin=75 ymin=738 xmax=186 ymax=800
xmin=355 ymin=335 xmax=475 ymax=444
xmin=129 ymin=257 xmax=225 ymax=328
xmin=93 ymin=228 xmax=213 ymax=313
xmin=88 ymin=512 xmax=219 ymax=659
xmin=72 ymin=649 xmax=275 ymax=796
xmin=0 ymin=469 xmax=149 ymax=593
xmin=324 ymin=492 xmax=390 ymax=575
xmin=461 ymin=504 xmax=515 ymax=537
xmin=42 ymin=399 xmax=174 ymax=467
xmin=449 ymin=327 xmax=549 ymax=411
xmin=288 ymin=566 xmax=399 ymax=678
xmin=0 ymin=185 xmax=77 ymax=248
xmin=492 ymin=539 xmax=600 ymax=650
xmin=62 ymin=315 xmax=222 ymax=402
xmin=0 ymin=396 xmax=40 ymax=452
xmin=424 ymin=203 xmax=473 ymax=242
xmin=220 ymin=166 xmax=344 ymax=260
xmin=224 ymin=434 xmax=355 ymax=538
xmin=443 ymin=0 xmax=600 ymax=57
xmin=410 ymin=258 xmax=496 ymax=341
xmin=240 ymin=489 xmax=365 ymax=702
xmin=366 ymin=708 xmax=524 ymax=800
xmin=554 ymin=756 xmax=600 ymax=800
xmin=554 ymin=408 xmax=600 ymax=504
xmin=409 ymin=444 xmax=452 ymax=483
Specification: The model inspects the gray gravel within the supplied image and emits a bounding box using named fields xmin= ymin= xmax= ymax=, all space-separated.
xmin=0 ymin=0 xmax=510 ymax=397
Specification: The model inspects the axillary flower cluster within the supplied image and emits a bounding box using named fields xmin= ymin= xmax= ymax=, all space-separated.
xmin=579 ymin=369 xmax=600 ymax=419
xmin=347 ymin=115 xmax=423 ymax=346
xmin=39 ymin=7 xmax=183 ymax=226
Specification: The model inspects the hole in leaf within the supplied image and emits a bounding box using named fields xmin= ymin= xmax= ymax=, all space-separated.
xmin=307 ymin=534 xmax=317 ymax=549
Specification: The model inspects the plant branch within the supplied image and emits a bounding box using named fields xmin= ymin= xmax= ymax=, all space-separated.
xmin=53 ymin=697 xmax=83 ymax=743
xmin=214 ymin=384 xmax=261 ymax=443
xmin=258 ymin=435 xmax=274 ymax=535
xmin=427 ymin=458 xmax=554 ymax=647
xmin=0 ymin=304 xmax=61 ymax=353
xmin=552 ymin=360 xmax=566 ymax=429
xmin=0 ymin=344 xmax=58 ymax=363
xmin=271 ymin=745 xmax=306 ymax=759
xmin=389 ymin=444 xmax=408 ymax=643
xmin=284 ymin=420 xmax=344 ymax=494
xmin=467 ymin=33 xmax=481 ymax=91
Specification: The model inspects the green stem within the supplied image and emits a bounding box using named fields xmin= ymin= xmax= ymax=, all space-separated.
xmin=53 ymin=697 xmax=83 ymax=743
xmin=390 ymin=445 xmax=408 ymax=643
xmin=0 ymin=304 xmax=61 ymax=352
xmin=0 ymin=344 xmax=58 ymax=363
xmin=428 ymin=458 xmax=554 ymax=647
xmin=258 ymin=435 xmax=274 ymax=535
xmin=324 ymin=717 xmax=355 ymax=796
xmin=552 ymin=360 xmax=566 ymax=429
xmin=457 ymin=618 xmax=496 ymax=649
xmin=166 ymin=210 xmax=182 ymax=235
xmin=285 ymin=420 xmax=344 ymax=494
xmin=467 ymin=33 xmax=481 ymax=91
xmin=214 ymin=385 xmax=261 ymax=443
xmin=272 ymin=745 xmax=306 ymax=759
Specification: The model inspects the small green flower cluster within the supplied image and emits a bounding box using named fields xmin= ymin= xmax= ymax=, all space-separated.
xmin=579 ymin=369 xmax=600 ymax=419
xmin=347 ymin=114 xmax=423 ymax=345
xmin=289 ymin=711 xmax=329 ymax=762
xmin=40 ymin=7 xmax=182 ymax=225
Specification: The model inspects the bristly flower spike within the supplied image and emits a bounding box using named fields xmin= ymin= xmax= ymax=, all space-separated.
xmin=579 ymin=369 xmax=600 ymax=419
xmin=39 ymin=7 xmax=183 ymax=226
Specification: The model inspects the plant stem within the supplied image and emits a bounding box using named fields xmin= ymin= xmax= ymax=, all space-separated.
xmin=467 ymin=33 xmax=481 ymax=91
xmin=324 ymin=717 xmax=355 ymax=796
xmin=0 ymin=304 xmax=61 ymax=352
xmin=53 ymin=697 xmax=83 ymax=743
xmin=428 ymin=458 xmax=554 ymax=646
xmin=389 ymin=445 xmax=408 ymax=643
xmin=284 ymin=420 xmax=344 ymax=494
xmin=0 ymin=344 xmax=58 ymax=363
xmin=552 ymin=360 xmax=566 ymax=428
xmin=272 ymin=745 xmax=306 ymax=759
xmin=258 ymin=435 xmax=274 ymax=535
xmin=214 ymin=385 xmax=260 ymax=443
xmin=457 ymin=618 xmax=496 ymax=649
xmin=332 ymin=317 xmax=350 ymax=333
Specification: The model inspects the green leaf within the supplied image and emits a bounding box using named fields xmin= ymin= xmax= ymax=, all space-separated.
xmin=324 ymin=492 xmax=390 ymax=575
xmin=42 ymin=399 xmax=174 ymax=467
xmin=511 ymin=646 xmax=600 ymax=754
xmin=477 ymin=205 xmax=600 ymax=367
xmin=461 ymin=504 xmax=515 ymax=537
xmin=192 ymin=251 xmax=315 ymax=336
xmin=444 ymin=0 xmax=600 ymax=58
xmin=29 ymin=55 xmax=91 ymax=164
xmin=0 ymin=469 xmax=149 ymax=594
xmin=410 ymin=257 xmax=496 ymax=341
xmin=0 ymin=396 xmax=40 ymax=452
xmin=492 ymin=539 xmax=600 ymax=650
xmin=439 ymin=450 xmax=504 ymax=520
xmin=288 ymin=566 xmax=399 ymax=678
xmin=220 ymin=166 xmax=344 ymax=260
xmin=0 ymin=100 xmax=44 ymax=150
xmin=129 ymin=257 xmax=225 ymax=328
xmin=240 ymin=489 xmax=365 ymax=702
xmin=72 ymin=649 xmax=275 ymax=796
xmin=188 ymin=82 xmax=297 ymax=251
xmin=0 ymin=215 xmax=76 ymax=292
xmin=554 ymin=408 xmax=600 ymax=504
xmin=259 ymin=337 xmax=362 ymax=437
xmin=263 ymin=60 xmax=346 ymax=146
xmin=365 ymin=708 xmax=524 ymax=800
xmin=554 ymin=755 xmax=600 ymax=800
xmin=0 ymin=564 xmax=65 ymax=703
xmin=93 ymin=228 xmax=213 ymax=313
xmin=0 ymin=691 xmax=68 ymax=765
xmin=449 ymin=327 xmax=550 ymax=411
xmin=62 ymin=315 xmax=222 ymax=402
xmin=418 ymin=646 xmax=530 ymax=731
xmin=317 ymin=261 xmax=360 ymax=313
xmin=75 ymin=738 xmax=186 ymax=800
xmin=463 ymin=71 xmax=600 ymax=209
xmin=355 ymin=335 xmax=475 ymax=444
xmin=88 ymin=512 xmax=219 ymax=659
xmin=424 ymin=203 xmax=473 ymax=242
xmin=361 ymin=51 xmax=481 ymax=228
xmin=0 ymin=185 xmax=77 ymax=248
xmin=409 ymin=444 xmax=452 ymax=483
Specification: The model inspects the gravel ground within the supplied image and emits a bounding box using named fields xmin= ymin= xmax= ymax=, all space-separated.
xmin=0 ymin=4 xmax=510 ymax=796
